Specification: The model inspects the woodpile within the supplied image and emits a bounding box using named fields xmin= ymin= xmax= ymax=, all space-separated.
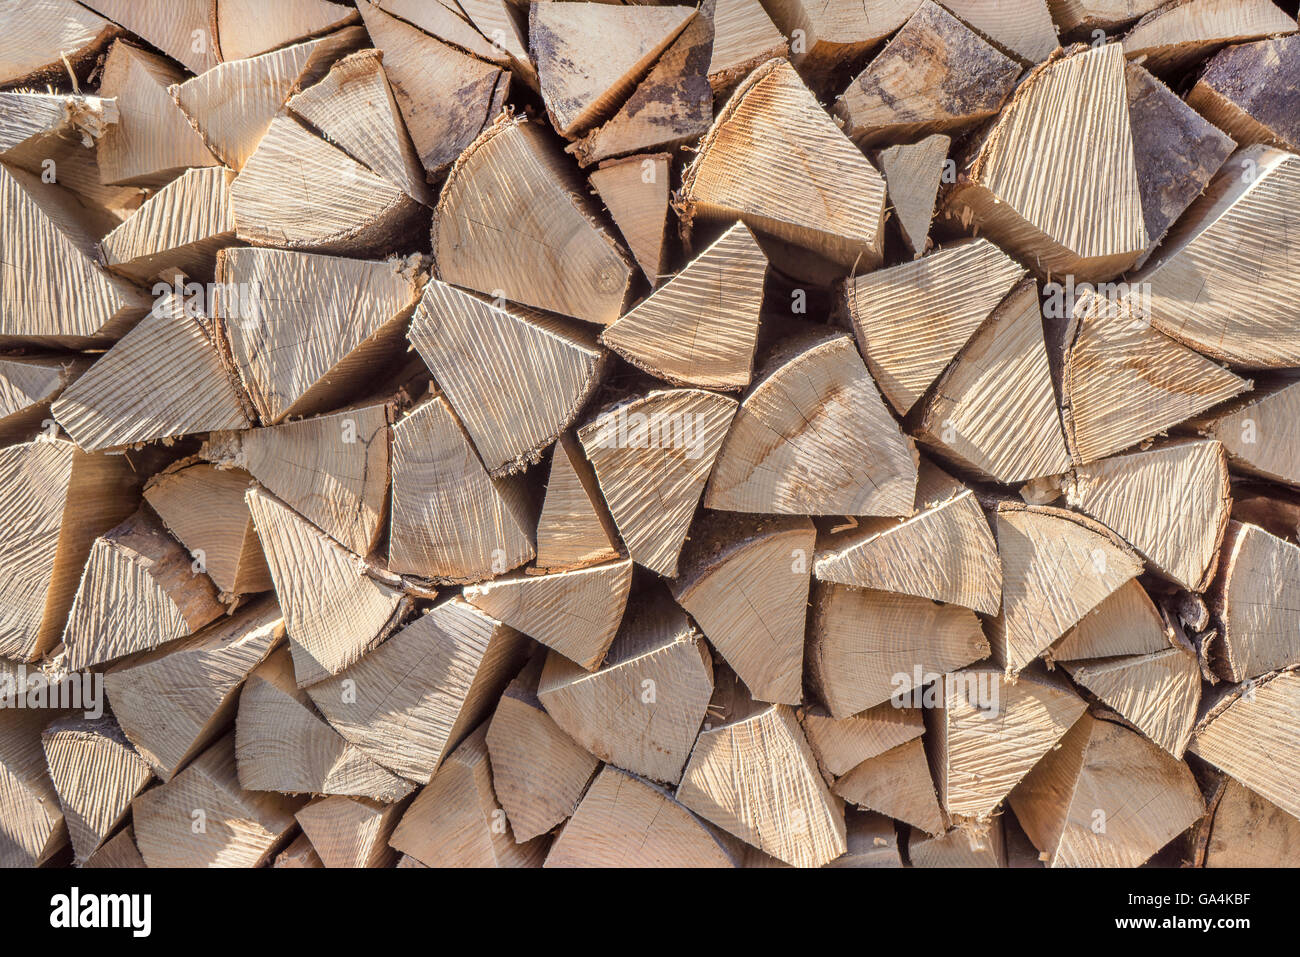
xmin=3 ymin=0 xmax=1300 ymax=872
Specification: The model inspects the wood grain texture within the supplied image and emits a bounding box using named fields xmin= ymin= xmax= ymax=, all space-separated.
xmin=1063 ymin=648 xmax=1201 ymax=756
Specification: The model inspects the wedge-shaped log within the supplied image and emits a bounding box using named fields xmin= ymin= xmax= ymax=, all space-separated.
xmin=579 ymin=389 xmax=736 ymax=577
xmin=537 ymin=590 xmax=714 ymax=784
xmin=705 ymin=330 xmax=916 ymax=516
xmin=296 ymin=795 xmax=401 ymax=868
xmin=680 ymin=58 xmax=888 ymax=270
xmin=83 ymin=825 xmax=145 ymax=869
xmin=826 ymin=810 xmax=904 ymax=868
xmin=1063 ymin=648 xmax=1200 ymax=756
xmin=41 ymin=716 xmax=152 ymax=863
xmin=940 ymin=43 xmax=1147 ymax=281
xmin=834 ymin=738 xmax=946 ymax=837
xmin=1188 ymin=35 xmax=1300 ymax=152
xmin=0 ymin=356 xmax=86 ymax=445
xmin=942 ymin=0 xmax=1059 ymax=62
xmin=1120 ymin=0 xmax=1296 ymax=75
xmin=105 ymin=596 xmax=283 ymax=780
xmin=758 ymin=0 xmax=911 ymax=80
xmin=306 ymin=598 xmax=529 ymax=784
xmin=235 ymin=649 xmax=415 ymax=802
xmin=132 ymin=733 xmax=303 ymax=868
xmin=601 ymin=222 xmax=766 ymax=391
xmin=875 ymin=134 xmax=950 ymax=259
xmin=703 ymin=0 xmax=786 ymax=93
xmin=534 ymin=433 xmax=622 ymax=573
xmin=0 ymin=684 xmax=72 ymax=867
xmin=433 ymin=117 xmax=635 ymax=325
xmin=1196 ymin=376 xmax=1300 ymax=487
xmin=0 ymin=0 xmax=119 ymax=88
xmin=800 ymin=702 xmax=925 ymax=778
xmin=216 ymin=0 xmax=358 ymax=61
xmin=833 ymin=2 xmax=1021 ymax=149
xmin=81 ymin=0 xmax=218 ymax=74
xmin=62 ymin=508 xmax=226 ymax=671
xmin=1201 ymin=777 xmax=1300 ymax=867
xmin=1010 ymin=712 xmax=1203 ymax=867
xmin=1046 ymin=0 xmax=1165 ymax=34
xmin=589 ymin=154 xmax=671 ymax=285
xmin=409 ymin=280 xmax=607 ymax=475
xmin=388 ymin=396 xmax=535 ymax=582
xmin=246 ymin=486 xmax=410 ymax=686
xmin=1047 ymin=578 xmax=1168 ymax=663
xmin=909 ymin=819 xmax=1005 ymax=867
xmin=1209 ymin=522 xmax=1300 ymax=683
xmin=0 ymin=439 xmax=139 ymax=661
xmin=389 ymin=724 xmax=547 ymax=867
xmin=809 ymin=582 xmax=990 ymax=719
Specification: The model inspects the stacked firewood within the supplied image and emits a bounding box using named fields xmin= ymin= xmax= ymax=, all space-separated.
xmin=1 ymin=0 xmax=1299 ymax=869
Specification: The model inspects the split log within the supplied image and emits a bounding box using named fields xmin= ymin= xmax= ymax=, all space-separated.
xmin=408 ymin=279 xmax=607 ymax=475
xmin=813 ymin=463 xmax=1002 ymax=615
xmin=1062 ymin=648 xmax=1200 ymax=756
xmin=452 ymin=0 xmax=535 ymax=85
xmin=388 ymin=724 xmax=547 ymax=867
xmin=0 ymin=0 xmax=118 ymax=87
xmin=361 ymin=0 xmax=512 ymax=73
xmin=875 ymin=134 xmax=950 ymax=259
xmin=144 ymin=462 xmax=271 ymax=601
xmin=100 ymin=167 xmax=237 ymax=284
xmin=1009 ymin=712 xmax=1203 ymax=867
xmin=589 ymin=153 xmax=671 ymax=286
xmin=546 ymin=765 xmax=735 ymax=867
xmin=1059 ymin=290 xmax=1250 ymax=465
xmin=1201 ymin=777 xmax=1300 ymax=867
xmin=356 ymin=0 xmax=510 ymax=178
xmin=834 ymin=738 xmax=946 ymax=836
xmin=845 ymin=238 xmax=1026 ymax=415
xmin=1125 ymin=61 xmax=1235 ymax=268
xmin=215 ymin=247 xmax=424 ymax=425
xmin=832 ymin=2 xmax=1022 ymax=149
xmin=235 ymin=648 xmax=415 ymax=802
xmin=105 ymin=596 xmax=283 ymax=779
xmin=285 ymin=48 xmax=432 ymax=206
xmin=1064 ymin=439 xmax=1231 ymax=592
xmin=808 ymin=582 xmax=989 ymax=718
xmin=578 ymin=389 xmax=736 ymax=577
xmin=1190 ymin=668 xmax=1300 ymax=820
xmin=677 ymin=700 xmax=846 ymax=868
xmin=0 ymin=688 xmax=71 ymax=867
xmin=231 ymin=115 xmax=427 ymax=255
xmin=171 ymin=27 xmax=366 ymax=170
xmin=0 ymin=356 xmax=85 ymax=445
xmin=464 ymin=558 xmax=633 ymax=670
xmin=704 ymin=330 xmax=917 ymax=516
xmin=703 ymin=0 xmax=786 ymax=94
xmin=486 ymin=662 xmax=601 ymax=843
xmin=51 ymin=292 xmax=250 ymax=452
xmin=800 ymin=702 xmax=925 ymax=778
xmin=565 ymin=9 xmax=713 ymax=167
xmin=1231 ymin=483 xmax=1300 ymax=541
xmin=387 ymin=395 xmax=535 ymax=582
xmin=1129 ymin=146 xmax=1300 ymax=368
xmin=295 ymin=796 xmax=401 ymax=868
xmin=83 ymin=825 xmax=146 ymax=868
xmin=600 ymin=221 xmax=766 ymax=390
xmin=915 ymin=279 xmax=1072 ymax=484
xmin=215 ymin=0 xmax=358 ymax=61
xmin=909 ymin=819 xmax=1006 ymax=867
xmin=939 ymin=43 xmax=1147 ymax=281
xmin=940 ymin=0 xmax=1060 ymax=63
xmin=1045 ymin=0 xmax=1165 ymax=35
xmin=245 ymin=485 xmax=410 ymax=686
xmin=989 ymin=503 xmax=1143 ymax=673
xmin=824 ymin=811 xmax=903 ymax=868
xmin=40 ymin=716 xmax=152 ymax=863
xmin=305 ymin=598 xmax=530 ymax=783
xmin=62 ymin=507 xmax=226 ymax=671
xmin=533 ymin=433 xmax=622 ymax=573
xmin=273 ymin=833 xmax=324 ymax=868
xmin=679 ymin=58 xmax=889 ymax=271
xmin=536 ymin=588 xmax=714 ymax=783
xmin=0 ymin=163 xmax=149 ymax=348
xmin=132 ymin=733 xmax=304 ymax=868
xmin=1196 ymin=376 xmax=1300 ymax=487
xmin=757 ymin=0 xmax=912 ymax=81
xmin=1209 ymin=522 xmax=1300 ymax=682
xmin=930 ymin=665 xmax=1087 ymax=822
xmin=204 ymin=403 xmax=391 ymax=558
xmin=531 ymin=2 xmax=696 ymax=137
xmin=96 ymin=41 xmax=219 ymax=188
xmin=1188 ymin=35 xmax=1300 ymax=152
xmin=1047 ymin=578 xmax=1169 ymax=662
xmin=80 ymin=0 xmax=219 ymax=75
xmin=432 ymin=116 xmax=635 ymax=325
xmin=669 ymin=512 xmax=814 ymax=704
xmin=1120 ymin=0 xmax=1296 ymax=75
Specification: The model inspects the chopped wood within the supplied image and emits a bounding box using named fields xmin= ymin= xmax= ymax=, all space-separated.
xmin=0 ymin=0 xmax=119 ymax=88
xmin=0 ymin=680 xmax=71 ymax=866
xmin=578 ymin=388 xmax=736 ymax=577
xmin=1196 ymin=375 xmax=1300 ymax=487
xmin=835 ymin=737 xmax=946 ymax=836
xmin=704 ymin=329 xmax=917 ymax=516
xmin=408 ymin=279 xmax=607 ymax=475
xmin=800 ymin=702 xmax=925 ymax=778
xmin=1120 ymin=0 xmax=1296 ymax=75
xmin=536 ymin=589 xmax=714 ymax=783
xmin=295 ymin=795 xmax=401 ymax=868
xmin=546 ymin=764 xmax=734 ymax=867
xmin=679 ymin=58 xmax=889 ymax=270
xmin=305 ymin=598 xmax=530 ymax=783
xmin=1046 ymin=0 xmax=1165 ymax=34
xmin=909 ymin=819 xmax=1006 ymax=867
xmin=1208 ymin=522 xmax=1300 ymax=682
xmin=875 ymin=134 xmax=950 ymax=259
xmin=464 ymin=558 xmax=633 ymax=670
xmin=388 ymin=723 xmax=547 ymax=867
xmin=433 ymin=116 xmax=635 ymax=325
xmin=1064 ymin=648 xmax=1201 ymax=755
xmin=533 ymin=432 xmax=622 ymax=573
xmin=824 ymin=810 xmax=903 ymax=868
xmin=1047 ymin=578 xmax=1169 ymax=662
xmin=361 ymin=0 xmax=509 ymax=68
xmin=40 ymin=715 xmax=152 ymax=863
xmin=80 ymin=0 xmax=219 ymax=75
xmin=600 ymin=221 xmax=766 ymax=390
xmin=808 ymin=581 xmax=990 ymax=718
xmin=589 ymin=153 xmax=671 ymax=288
xmin=758 ymin=0 xmax=912 ymax=82
xmin=941 ymin=0 xmax=1060 ymax=63
xmin=833 ymin=2 xmax=1022 ymax=149
xmin=82 ymin=825 xmax=146 ymax=868
xmin=1201 ymin=777 xmax=1300 ymax=867
xmin=273 ymin=833 xmax=324 ymax=868
xmin=215 ymin=0 xmax=358 ymax=62
xmin=702 ymin=0 xmax=787 ymax=94
xmin=0 ymin=356 xmax=85 ymax=445
xmin=1188 ymin=35 xmax=1300 ymax=152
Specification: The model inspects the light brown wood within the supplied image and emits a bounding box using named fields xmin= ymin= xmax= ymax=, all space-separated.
xmin=1063 ymin=648 xmax=1201 ymax=756
xmin=941 ymin=0 xmax=1060 ymax=62
xmin=0 ymin=356 xmax=86 ymax=446
xmin=83 ymin=825 xmax=146 ymax=868
xmin=1121 ymin=0 xmax=1296 ymax=75
xmin=875 ymin=134 xmax=951 ymax=259
xmin=758 ymin=0 xmax=912 ymax=81
xmin=1046 ymin=0 xmax=1165 ymax=34
xmin=1047 ymin=578 xmax=1169 ymax=663
xmin=216 ymin=0 xmax=358 ymax=61
xmin=1188 ymin=35 xmax=1300 ymax=153
xmin=589 ymin=154 xmax=672 ymax=286
xmin=1202 ymin=777 xmax=1300 ymax=867
xmin=0 ymin=678 xmax=71 ymax=866
xmin=834 ymin=737 xmax=946 ymax=836
xmin=1209 ymin=522 xmax=1300 ymax=683
xmin=1196 ymin=376 xmax=1300 ymax=488
xmin=909 ymin=819 xmax=1006 ymax=867
xmin=0 ymin=0 xmax=119 ymax=88
xmin=826 ymin=810 xmax=904 ymax=868
xmin=295 ymin=795 xmax=401 ymax=867
xmin=799 ymin=702 xmax=925 ymax=778
xmin=533 ymin=432 xmax=622 ymax=573
xmin=702 ymin=0 xmax=787 ymax=93
xmin=81 ymin=0 xmax=219 ymax=74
